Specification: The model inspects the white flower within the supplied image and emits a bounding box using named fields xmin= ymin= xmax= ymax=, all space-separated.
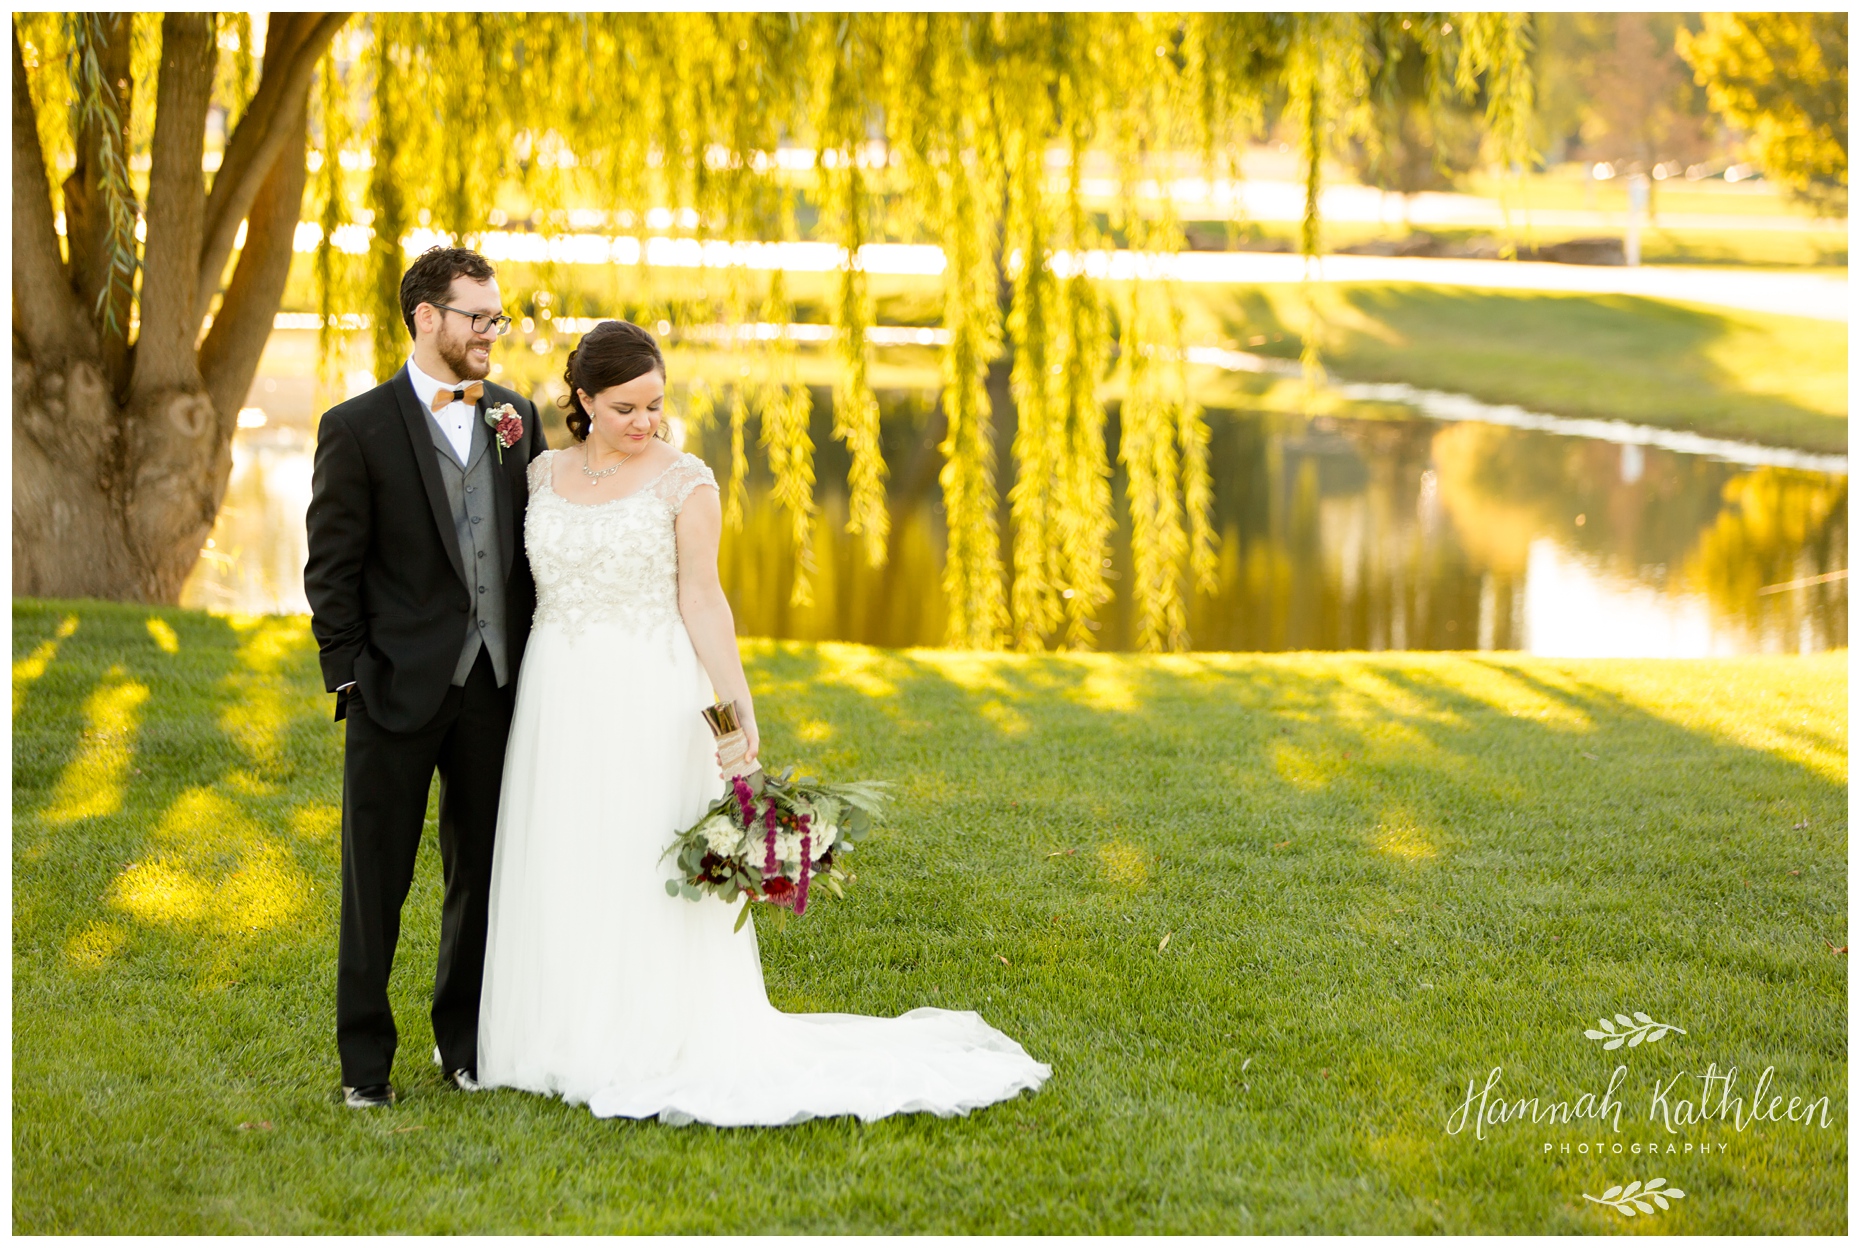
xmin=774 ymin=830 xmax=803 ymax=866
xmin=702 ymin=814 xmax=742 ymax=858
xmin=811 ymin=824 xmax=838 ymax=858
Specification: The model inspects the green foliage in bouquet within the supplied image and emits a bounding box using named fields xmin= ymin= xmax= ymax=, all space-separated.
xmin=664 ymin=767 xmax=889 ymax=930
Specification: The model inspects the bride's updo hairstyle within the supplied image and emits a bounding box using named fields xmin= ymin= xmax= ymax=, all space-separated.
xmin=560 ymin=319 xmax=670 ymax=444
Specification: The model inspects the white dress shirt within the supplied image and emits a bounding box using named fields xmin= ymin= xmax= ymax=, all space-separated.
xmin=406 ymin=355 xmax=477 ymax=466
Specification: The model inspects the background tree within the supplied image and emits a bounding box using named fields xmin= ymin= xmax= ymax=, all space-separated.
xmin=14 ymin=13 xmax=346 ymax=601
xmin=1679 ymin=12 xmax=1848 ymax=215
xmin=1346 ymin=15 xmax=1489 ymax=206
xmin=1528 ymin=13 xmax=1719 ymax=181
xmin=1577 ymin=13 xmax=1715 ymax=176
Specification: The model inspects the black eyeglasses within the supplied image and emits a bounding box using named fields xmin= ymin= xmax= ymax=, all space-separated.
xmin=430 ymin=303 xmax=514 ymax=336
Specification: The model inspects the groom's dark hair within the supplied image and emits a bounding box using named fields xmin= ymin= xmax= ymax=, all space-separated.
xmin=400 ymin=246 xmax=497 ymax=336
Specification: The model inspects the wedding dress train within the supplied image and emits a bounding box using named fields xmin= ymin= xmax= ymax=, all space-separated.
xmin=476 ymin=449 xmax=1050 ymax=1125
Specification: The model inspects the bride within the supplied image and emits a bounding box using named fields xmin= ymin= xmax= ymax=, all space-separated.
xmin=476 ymin=320 xmax=1050 ymax=1125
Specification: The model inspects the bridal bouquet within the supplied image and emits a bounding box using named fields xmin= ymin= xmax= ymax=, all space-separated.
xmin=664 ymin=767 xmax=888 ymax=930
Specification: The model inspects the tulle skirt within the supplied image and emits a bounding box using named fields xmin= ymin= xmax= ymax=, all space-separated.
xmin=476 ymin=618 xmax=1051 ymax=1126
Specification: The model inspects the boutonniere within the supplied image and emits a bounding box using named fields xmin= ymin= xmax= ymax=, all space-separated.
xmin=485 ymin=402 xmax=523 ymax=463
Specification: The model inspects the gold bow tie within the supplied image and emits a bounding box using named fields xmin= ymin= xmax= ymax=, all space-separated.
xmin=430 ymin=381 xmax=483 ymax=413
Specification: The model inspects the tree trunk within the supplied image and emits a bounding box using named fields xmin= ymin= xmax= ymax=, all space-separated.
xmin=11 ymin=12 xmax=345 ymax=603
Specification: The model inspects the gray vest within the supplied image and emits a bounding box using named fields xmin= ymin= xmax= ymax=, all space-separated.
xmin=425 ymin=406 xmax=511 ymax=687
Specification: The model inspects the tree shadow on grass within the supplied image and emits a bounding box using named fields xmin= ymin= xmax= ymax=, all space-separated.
xmin=14 ymin=608 xmax=1846 ymax=1233
xmin=735 ymin=642 xmax=1846 ymax=1231
xmin=14 ymin=601 xmax=367 ymax=1140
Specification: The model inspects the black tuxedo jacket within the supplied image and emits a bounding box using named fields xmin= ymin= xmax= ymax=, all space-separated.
xmin=305 ymin=366 xmax=548 ymax=733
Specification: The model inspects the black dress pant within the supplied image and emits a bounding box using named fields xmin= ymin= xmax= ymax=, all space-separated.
xmin=336 ymin=649 xmax=511 ymax=1087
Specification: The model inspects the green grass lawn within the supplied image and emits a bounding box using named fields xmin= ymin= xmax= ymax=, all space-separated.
xmin=14 ymin=600 xmax=1847 ymax=1233
xmin=1190 ymin=284 xmax=1849 ymax=454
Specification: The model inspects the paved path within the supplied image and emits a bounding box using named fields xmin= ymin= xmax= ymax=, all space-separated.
xmin=1066 ymin=251 xmax=1849 ymax=322
xmin=294 ymin=225 xmax=1851 ymax=323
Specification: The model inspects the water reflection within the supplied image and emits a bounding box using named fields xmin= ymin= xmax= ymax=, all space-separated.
xmin=184 ymin=430 xmax=314 ymax=616
xmin=182 ymin=393 xmax=1846 ymax=656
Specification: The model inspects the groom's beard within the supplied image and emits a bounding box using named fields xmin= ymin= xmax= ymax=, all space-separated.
xmin=437 ymin=328 xmax=492 ymax=382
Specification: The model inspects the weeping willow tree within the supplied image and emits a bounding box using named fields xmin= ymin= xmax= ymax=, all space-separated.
xmin=17 ymin=13 xmax=1532 ymax=648
xmin=13 ymin=12 xmax=346 ymax=600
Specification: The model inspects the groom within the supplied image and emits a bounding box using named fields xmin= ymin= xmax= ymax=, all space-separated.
xmin=305 ymin=246 xmax=547 ymax=1108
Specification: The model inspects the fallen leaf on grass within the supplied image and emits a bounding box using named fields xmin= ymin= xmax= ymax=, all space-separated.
xmin=237 ymin=1121 xmax=272 ymax=1132
xmin=390 ymin=1125 xmax=427 ymax=1134
xmin=1827 ymin=940 xmax=1848 ymax=954
xmin=1794 ymin=819 xmax=1812 ymax=829
xmin=1320 ymin=1068 xmax=1330 ymax=1079
xmin=996 ymin=954 xmax=1010 ymax=966
xmin=1580 ymin=752 xmax=1598 ymax=761
xmin=1790 ymin=869 xmax=1802 ymax=876
xmin=1273 ymin=840 xmax=1291 ymax=849
xmin=1158 ymin=931 xmax=1172 ymax=952
xmin=1044 ymin=848 xmax=1077 ymax=858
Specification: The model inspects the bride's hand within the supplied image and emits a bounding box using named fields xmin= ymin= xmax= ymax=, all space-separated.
xmin=740 ymin=714 xmax=760 ymax=767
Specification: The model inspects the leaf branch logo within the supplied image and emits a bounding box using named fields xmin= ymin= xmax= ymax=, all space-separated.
xmin=1583 ymin=1178 xmax=1686 ymax=1217
xmin=1584 ymin=1012 xmax=1686 ymax=1050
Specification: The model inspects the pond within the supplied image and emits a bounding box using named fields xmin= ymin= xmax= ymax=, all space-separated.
xmin=184 ymin=387 xmax=1847 ymax=657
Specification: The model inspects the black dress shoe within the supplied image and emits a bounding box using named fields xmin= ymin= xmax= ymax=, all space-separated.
xmin=344 ymin=1083 xmax=396 ymax=1108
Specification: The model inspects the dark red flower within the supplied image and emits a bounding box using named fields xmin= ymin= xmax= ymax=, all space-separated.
xmin=731 ymin=775 xmax=757 ymax=827
xmin=762 ymin=797 xmax=779 ymax=875
xmin=795 ymin=816 xmax=812 ymax=915
xmin=494 ymin=412 xmax=523 ymax=448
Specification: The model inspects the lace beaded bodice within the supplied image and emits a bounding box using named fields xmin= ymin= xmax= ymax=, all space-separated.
xmin=525 ymin=449 xmax=718 ymax=638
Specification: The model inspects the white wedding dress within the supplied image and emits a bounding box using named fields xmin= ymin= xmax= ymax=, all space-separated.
xmin=476 ymin=448 xmax=1050 ymax=1125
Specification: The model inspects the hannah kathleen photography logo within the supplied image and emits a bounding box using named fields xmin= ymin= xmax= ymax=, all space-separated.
xmin=1442 ymin=1008 xmax=1844 ymax=1218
